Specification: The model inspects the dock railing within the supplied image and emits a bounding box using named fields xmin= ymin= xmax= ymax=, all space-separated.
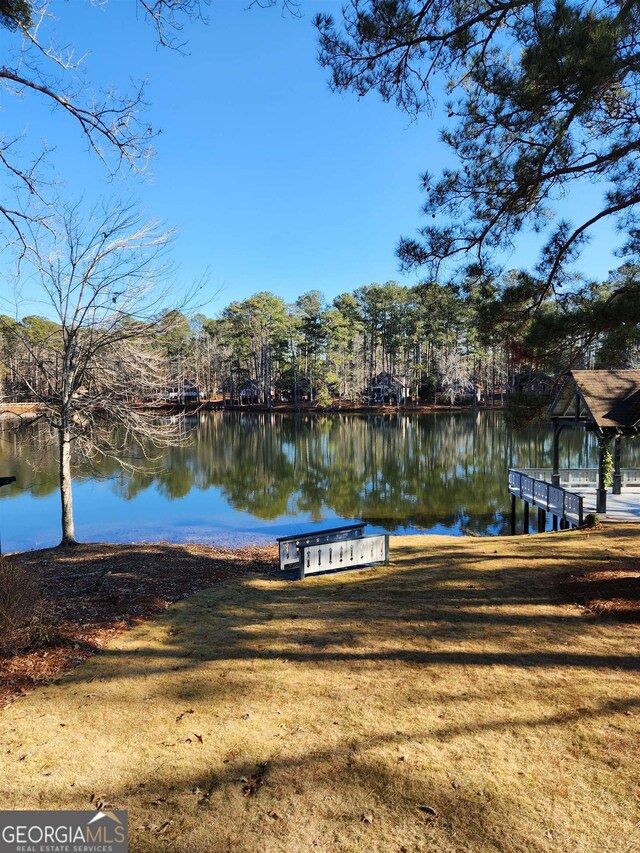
xmin=508 ymin=469 xmax=584 ymax=527
xmin=516 ymin=468 xmax=640 ymax=488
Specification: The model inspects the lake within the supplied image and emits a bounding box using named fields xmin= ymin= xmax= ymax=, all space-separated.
xmin=1 ymin=410 xmax=638 ymax=551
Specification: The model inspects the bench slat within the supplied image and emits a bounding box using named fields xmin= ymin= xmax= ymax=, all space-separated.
xmin=276 ymin=522 xmax=365 ymax=543
xmin=299 ymin=534 xmax=389 ymax=579
xmin=277 ymin=523 xmax=366 ymax=570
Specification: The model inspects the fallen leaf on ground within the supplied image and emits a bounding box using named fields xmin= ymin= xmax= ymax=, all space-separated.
xmin=176 ymin=709 xmax=194 ymax=723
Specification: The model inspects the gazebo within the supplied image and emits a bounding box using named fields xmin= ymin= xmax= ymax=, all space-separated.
xmin=548 ymin=370 xmax=640 ymax=512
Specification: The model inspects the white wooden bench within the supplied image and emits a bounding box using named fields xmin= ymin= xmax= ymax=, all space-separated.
xmin=276 ymin=523 xmax=366 ymax=572
xmin=299 ymin=533 xmax=389 ymax=580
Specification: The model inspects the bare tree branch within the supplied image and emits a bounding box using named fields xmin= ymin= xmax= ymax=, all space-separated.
xmin=0 ymin=199 xmax=193 ymax=546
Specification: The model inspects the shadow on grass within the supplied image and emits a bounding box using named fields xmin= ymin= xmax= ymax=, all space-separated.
xmin=51 ymin=532 xmax=640 ymax=694
xmin=19 ymin=689 xmax=640 ymax=852
xmin=39 ymin=728 xmax=529 ymax=853
xmin=6 ymin=530 xmax=640 ymax=851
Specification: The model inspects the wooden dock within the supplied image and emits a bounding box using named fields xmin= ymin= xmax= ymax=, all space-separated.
xmin=508 ymin=467 xmax=640 ymax=533
xmin=575 ymin=487 xmax=640 ymax=521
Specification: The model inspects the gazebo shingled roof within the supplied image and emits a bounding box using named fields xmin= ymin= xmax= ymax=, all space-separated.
xmin=549 ymin=369 xmax=640 ymax=433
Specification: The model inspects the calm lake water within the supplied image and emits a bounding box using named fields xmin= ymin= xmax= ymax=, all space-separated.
xmin=1 ymin=410 xmax=639 ymax=551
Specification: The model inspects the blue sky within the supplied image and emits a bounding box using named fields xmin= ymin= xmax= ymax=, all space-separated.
xmin=0 ymin=0 xmax=626 ymax=318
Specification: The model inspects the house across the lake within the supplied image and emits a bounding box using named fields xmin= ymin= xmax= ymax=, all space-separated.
xmin=237 ymin=378 xmax=263 ymax=405
xmin=519 ymin=374 xmax=554 ymax=395
xmin=163 ymin=378 xmax=202 ymax=405
xmin=367 ymin=372 xmax=408 ymax=406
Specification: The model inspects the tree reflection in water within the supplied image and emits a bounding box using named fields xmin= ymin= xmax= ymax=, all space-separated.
xmin=1 ymin=411 xmax=638 ymax=549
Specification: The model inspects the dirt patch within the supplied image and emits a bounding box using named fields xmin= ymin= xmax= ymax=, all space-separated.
xmin=0 ymin=542 xmax=277 ymax=708
xmin=557 ymin=564 xmax=640 ymax=621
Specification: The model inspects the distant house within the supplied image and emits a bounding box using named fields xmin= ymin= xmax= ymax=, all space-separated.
xmin=368 ymin=372 xmax=408 ymax=406
xmin=519 ymin=374 xmax=554 ymax=395
xmin=237 ymin=379 xmax=262 ymax=405
xmin=164 ymin=379 xmax=202 ymax=405
xmin=181 ymin=379 xmax=202 ymax=404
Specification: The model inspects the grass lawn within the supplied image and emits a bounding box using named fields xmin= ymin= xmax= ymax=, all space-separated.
xmin=1 ymin=527 xmax=640 ymax=852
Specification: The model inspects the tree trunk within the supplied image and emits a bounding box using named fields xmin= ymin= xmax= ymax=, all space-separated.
xmin=265 ymin=344 xmax=272 ymax=410
xmin=58 ymin=425 xmax=76 ymax=546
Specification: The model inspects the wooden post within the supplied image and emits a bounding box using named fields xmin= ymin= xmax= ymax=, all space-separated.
xmin=537 ymin=507 xmax=546 ymax=533
xmin=552 ymin=514 xmax=558 ymax=532
xmin=510 ymin=494 xmax=517 ymax=536
xmin=613 ymin=435 xmax=622 ymax=495
xmin=523 ymin=500 xmax=530 ymax=534
xmin=552 ymin=423 xmax=563 ymax=486
xmin=597 ymin=438 xmax=607 ymax=513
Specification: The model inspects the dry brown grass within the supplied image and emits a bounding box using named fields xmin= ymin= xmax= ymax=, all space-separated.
xmin=2 ymin=527 xmax=640 ymax=852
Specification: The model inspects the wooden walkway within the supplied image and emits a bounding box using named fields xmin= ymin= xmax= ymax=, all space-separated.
xmin=510 ymin=468 xmax=640 ymax=527
xmin=575 ymin=487 xmax=640 ymax=521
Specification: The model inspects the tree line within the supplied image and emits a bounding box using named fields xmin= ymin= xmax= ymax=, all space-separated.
xmin=4 ymin=265 xmax=638 ymax=414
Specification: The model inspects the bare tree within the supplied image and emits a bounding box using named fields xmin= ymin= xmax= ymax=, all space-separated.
xmin=0 ymin=1 xmax=199 ymax=251
xmin=436 ymin=347 xmax=473 ymax=408
xmin=2 ymin=200 xmax=189 ymax=546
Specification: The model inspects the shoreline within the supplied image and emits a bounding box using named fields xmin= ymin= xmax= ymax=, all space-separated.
xmin=0 ymin=400 xmax=507 ymax=419
xmin=177 ymin=401 xmax=506 ymax=415
xmin=0 ymin=403 xmax=42 ymax=425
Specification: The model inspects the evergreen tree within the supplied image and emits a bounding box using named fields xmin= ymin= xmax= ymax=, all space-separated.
xmin=316 ymin=1 xmax=640 ymax=321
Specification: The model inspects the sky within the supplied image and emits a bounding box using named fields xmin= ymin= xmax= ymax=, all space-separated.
xmin=0 ymin=0 xmax=627 ymax=319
